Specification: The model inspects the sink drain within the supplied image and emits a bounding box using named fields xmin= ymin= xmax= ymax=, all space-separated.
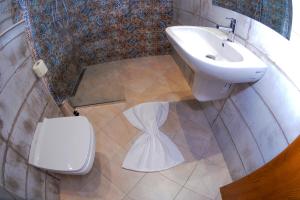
xmin=206 ymin=55 xmax=216 ymax=60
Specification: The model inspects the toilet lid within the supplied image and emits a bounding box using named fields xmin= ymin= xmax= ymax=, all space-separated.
xmin=30 ymin=116 xmax=92 ymax=172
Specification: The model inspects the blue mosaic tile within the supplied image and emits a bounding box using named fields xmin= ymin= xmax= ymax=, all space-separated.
xmin=20 ymin=0 xmax=172 ymax=103
xmin=212 ymin=0 xmax=292 ymax=39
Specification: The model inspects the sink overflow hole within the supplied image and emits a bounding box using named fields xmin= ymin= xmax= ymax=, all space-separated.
xmin=206 ymin=55 xmax=216 ymax=60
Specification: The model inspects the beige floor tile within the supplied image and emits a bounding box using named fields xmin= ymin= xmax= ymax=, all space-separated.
xmin=147 ymin=91 xmax=193 ymax=103
xmin=125 ymin=56 xmax=174 ymax=76
xmin=121 ymin=196 xmax=134 ymax=200
xmin=63 ymin=174 xmax=125 ymax=200
xmin=148 ymin=56 xmax=176 ymax=73
xmin=163 ymin=67 xmax=190 ymax=92
xmin=174 ymin=188 xmax=212 ymax=200
xmin=140 ymin=78 xmax=174 ymax=100
xmin=123 ymin=86 xmax=189 ymax=107
xmin=128 ymin=173 xmax=181 ymax=200
xmin=78 ymin=102 xmax=127 ymax=130
xmin=95 ymin=129 xmax=126 ymax=159
xmin=69 ymin=64 xmax=125 ymax=106
xmin=60 ymin=162 xmax=125 ymax=200
xmin=122 ymin=66 xmax=165 ymax=94
xmin=102 ymin=113 xmax=139 ymax=149
xmin=185 ymin=156 xmax=232 ymax=199
xmin=123 ymin=89 xmax=146 ymax=107
xmin=124 ymin=132 xmax=142 ymax=152
xmin=122 ymin=57 xmax=192 ymax=104
xmin=60 ymin=163 xmax=100 ymax=192
xmin=60 ymin=56 xmax=230 ymax=200
xmin=160 ymin=161 xmax=198 ymax=186
xmin=94 ymin=150 xmax=144 ymax=193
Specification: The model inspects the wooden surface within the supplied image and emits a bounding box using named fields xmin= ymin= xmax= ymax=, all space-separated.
xmin=221 ymin=136 xmax=300 ymax=200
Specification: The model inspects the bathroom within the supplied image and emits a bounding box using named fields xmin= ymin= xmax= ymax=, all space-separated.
xmin=0 ymin=0 xmax=300 ymax=199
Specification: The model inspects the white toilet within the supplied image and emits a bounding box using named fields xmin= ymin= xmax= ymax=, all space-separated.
xmin=29 ymin=116 xmax=95 ymax=175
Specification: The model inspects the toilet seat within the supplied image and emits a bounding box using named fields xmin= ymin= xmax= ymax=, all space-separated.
xmin=29 ymin=116 xmax=95 ymax=175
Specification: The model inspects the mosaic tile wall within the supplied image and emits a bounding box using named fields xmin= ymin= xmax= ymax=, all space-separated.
xmin=212 ymin=0 xmax=293 ymax=39
xmin=25 ymin=0 xmax=83 ymax=103
xmin=24 ymin=0 xmax=173 ymax=103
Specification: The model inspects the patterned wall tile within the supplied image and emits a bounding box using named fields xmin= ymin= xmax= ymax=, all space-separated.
xmin=212 ymin=0 xmax=292 ymax=38
xmin=23 ymin=0 xmax=173 ymax=103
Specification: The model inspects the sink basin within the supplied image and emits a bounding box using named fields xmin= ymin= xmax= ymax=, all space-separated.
xmin=166 ymin=26 xmax=268 ymax=101
xmin=166 ymin=26 xmax=268 ymax=83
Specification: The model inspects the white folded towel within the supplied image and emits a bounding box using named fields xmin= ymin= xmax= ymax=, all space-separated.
xmin=122 ymin=102 xmax=184 ymax=172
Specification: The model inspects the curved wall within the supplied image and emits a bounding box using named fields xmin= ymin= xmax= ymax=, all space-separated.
xmin=173 ymin=0 xmax=300 ymax=180
xmin=0 ymin=21 xmax=61 ymax=199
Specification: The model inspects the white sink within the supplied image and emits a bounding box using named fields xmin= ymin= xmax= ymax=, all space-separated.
xmin=166 ymin=26 xmax=268 ymax=101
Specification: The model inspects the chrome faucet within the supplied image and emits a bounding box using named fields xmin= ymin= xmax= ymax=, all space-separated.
xmin=216 ymin=17 xmax=237 ymax=42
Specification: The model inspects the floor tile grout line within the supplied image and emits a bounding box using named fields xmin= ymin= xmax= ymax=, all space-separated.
xmin=172 ymin=185 xmax=185 ymax=200
xmin=75 ymin=166 xmax=126 ymax=198
xmin=177 ymin=186 xmax=215 ymax=200
xmin=171 ymin=161 xmax=200 ymax=200
xmin=94 ymin=113 xmax=130 ymax=152
xmin=159 ymin=170 xmax=188 ymax=186
xmin=228 ymin=97 xmax=266 ymax=164
xmin=181 ymin=161 xmax=217 ymax=200
xmin=93 ymin=101 xmax=215 ymax=196
xmin=123 ymin=173 xmax=146 ymax=199
xmin=60 ymin=57 xmax=221 ymax=199
xmin=181 ymin=185 xmax=215 ymax=200
xmin=182 ymin=161 xmax=199 ymax=186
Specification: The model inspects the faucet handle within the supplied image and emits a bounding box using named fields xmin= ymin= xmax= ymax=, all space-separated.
xmin=226 ymin=17 xmax=237 ymax=25
xmin=226 ymin=17 xmax=236 ymax=22
xmin=225 ymin=17 xmax=236 ymax=33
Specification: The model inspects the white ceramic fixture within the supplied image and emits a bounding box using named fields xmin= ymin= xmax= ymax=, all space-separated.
xmin=166 ymin=26 xmax=268 ymax=101
xmin=29 ymin=116 xmax=95 ymax=175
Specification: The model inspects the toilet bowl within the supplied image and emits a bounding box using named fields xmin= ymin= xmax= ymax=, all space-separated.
xmin=29 ymin=116 xmax=95 ymax=175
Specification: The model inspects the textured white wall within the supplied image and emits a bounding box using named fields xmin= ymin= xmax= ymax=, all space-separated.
xmin=0 ymin=21 xmax=62 ymax=199
xmin=172 ymin=0 xmax=300 ymax=180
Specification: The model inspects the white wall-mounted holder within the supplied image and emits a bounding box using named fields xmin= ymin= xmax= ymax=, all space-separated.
xmin=32 ymin=59 xmax=48 ymax=78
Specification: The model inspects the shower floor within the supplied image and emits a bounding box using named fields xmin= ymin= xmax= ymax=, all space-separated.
xmin=69 ymin=62 xmax=125 ymax=107
xmin=60 ymin=55 xmax=232 ymax=200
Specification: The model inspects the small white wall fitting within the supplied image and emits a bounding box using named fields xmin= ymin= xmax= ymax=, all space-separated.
xmin=33 ymin=59 xmax=48 ymax=78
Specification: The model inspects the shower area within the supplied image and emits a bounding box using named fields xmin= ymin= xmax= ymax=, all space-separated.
xmin=24 ymin=0 xmax=173 ymax=106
